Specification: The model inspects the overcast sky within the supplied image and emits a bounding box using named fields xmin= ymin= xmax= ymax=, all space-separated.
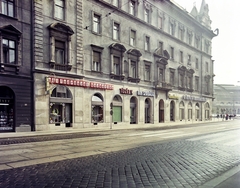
xmin=173 ymin=0 xmax=240 ymax=85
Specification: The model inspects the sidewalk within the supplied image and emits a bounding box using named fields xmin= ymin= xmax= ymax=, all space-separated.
xmin=199 ymin=165 xmax=240 ymax=188
xmin=0 ymin=119 xmax=222 ymax=139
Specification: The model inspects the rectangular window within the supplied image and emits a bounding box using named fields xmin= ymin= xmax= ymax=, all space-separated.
xmin=130 ymin=30 xmax=136 ymax=46
xmin=129 ymin=0 xmax=135 ymax=16
xmin=159 ymin=17 xmax=162 ymax=29
xmin=188 ymin=55 xmax=191 ymax=65
xmin=1 ymin=0 xmax=14 ymax=17
xmin=180 ymin=51 xmax=183 ymax=63
xmin=131 ymin=61 xmax=136 ymax=78
xmin=112 ymin=0 xmax=119 ymax=7
xmin=2 ymin=38 xmax=16 ymax=64
xmin=170 ymin=47 xmax=174 ymax=59
xmin=92 ymin=51 xmax=101 ymax=72
xmin=93 ymin=14 xmax=101 ymax=34
xmin=195 ymin=58 xmax=199 ymax=69
xmin=55 ymin=0 xmax=64 ymax=20
xmin=113 ymin=22 xmax=120 ymax=40
xmin=180 ymin=74 xmax=184 ymax=87
xmin=188 ymin=33 xmax=192 ymax=45
xmin=114 ymin=56 xmax=120 ymax=75
xmin=159 ymin=68 xmax=164 ymax=82
xmin=170 ymin=71 xmax=174 ymax=86
xmin=179 ymin=28 xmax=183 ymax=40
xmin=144 ymin=9 xmax=149 ymax=23
xmin=55 ymin=40 xmax=65 ymax=64
xmin=145 ymin=36 xmax=150 ymax=51
xmin=195 ymin=77 xmax=199 ymax=91
xmin=206 ymin=62 xmax=209 ymax=72
xmin=170 ymin=23 xmax=174 ymax=36
xmin=144 ymin=64 xmax=150 ymax=81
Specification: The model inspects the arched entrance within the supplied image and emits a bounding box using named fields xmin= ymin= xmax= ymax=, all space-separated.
xmin=179 ymin=101 xmax=185 ymax=121
xmin=159 ymin=99 xmax=164 ymax=122
xmin=130 ymin=97 xmax=138 ymax=124
xmin=205 ymin=102 xmax=210 ymax=120
xmin=92 ymin=93 xmax=104 ymax=123
xmin=188 ymin=102 xmax=192 ymax=120
xmin=170 ymin=100 xmax=175 ymax=121
xmin=195 ymin=103 xmax=200 ymax=120
xmin=49 ymin=86 xmax=73 ymax=127
xmin=145 ymin=98 xmax=151 ymax=123
xmin=0 ymin=86 xmax=15 ymax=131
xmin=112 ymin=95 xmax=122 ymax=122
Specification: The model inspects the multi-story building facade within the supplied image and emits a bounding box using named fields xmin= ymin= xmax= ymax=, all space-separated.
xmin=0 ymin=0 xmax=33 ymax=132
xmin=213 ymin=84 xmax=240 ymax=116
xmin=33 ymin=0 xmax=217 ymax=131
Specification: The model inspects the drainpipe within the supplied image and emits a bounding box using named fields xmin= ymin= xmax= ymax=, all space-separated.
xmin=31 ymin=0 xmax=35 ymax=131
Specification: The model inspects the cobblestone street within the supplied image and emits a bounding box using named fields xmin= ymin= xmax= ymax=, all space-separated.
xmin=0 ymin=126 xmax=240 ymax=188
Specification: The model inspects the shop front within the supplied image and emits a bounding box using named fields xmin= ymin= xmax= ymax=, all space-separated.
xmin=0 ymin=86 xmax=14 ymax=132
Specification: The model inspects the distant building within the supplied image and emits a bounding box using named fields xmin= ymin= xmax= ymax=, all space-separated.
xmin=0 ymin=0 xmax=33 ymax=132
xmin=31 ymin=0 xmax=217 ymax=131
xmin=213 ymin=84 xmax=240 ymax=115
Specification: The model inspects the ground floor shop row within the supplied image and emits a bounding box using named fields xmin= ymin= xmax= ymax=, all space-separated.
xmin=34 ymin=75 xmax=213 ymax=131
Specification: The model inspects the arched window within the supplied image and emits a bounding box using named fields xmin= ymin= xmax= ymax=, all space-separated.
xmin=112 ymin=95 xmax=122 ymax=122
xmin=49 ymin=86 xmax=72 ymax=126
xmin=188 ymin=102 xmax=192 ymax=120
xmin=130 ymin=96 xmax=138 ymax=124
xmin=92 ymin=93 xmax=104 ymax=123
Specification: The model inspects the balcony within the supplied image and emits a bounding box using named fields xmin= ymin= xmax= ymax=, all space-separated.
xmin=155 ymin=81 xmax=172 ymax=91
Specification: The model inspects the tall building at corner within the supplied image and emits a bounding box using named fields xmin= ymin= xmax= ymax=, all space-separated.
xmin=32 ymin=0 xmax=217 ymax=131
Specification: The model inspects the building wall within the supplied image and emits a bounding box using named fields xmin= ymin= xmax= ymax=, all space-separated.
xmin=33 ymin=0 xmax=216 ymax=131
xmin=0 ymin=0 xmax=33 ymax=132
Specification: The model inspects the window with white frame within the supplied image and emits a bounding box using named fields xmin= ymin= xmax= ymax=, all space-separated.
xmin=131 ymin=60 xmax=137 ymax=78
xmin=130 ymin=29 xmax=136 ymax=46
xmin=187 ymin=55 xmax=191 ymax=65
xmin=0 ymin=25 xmax=21 ymax=71
xmin=145 ymin=36 xmax=150 ymax=52
xmin=55 ymin=40 xmax=65 ymax=64
xmin=144 ymin=64 xmax=150 ymax=81
xmin=93 ymin=13 xmax=101 ymax=34
xmin=92 ymin=51 xmax=101 ymax=72
xmin=48 ymin=22 xmax=74 ymax=71
xmin=113 ymin=56 xmax=120 ymax=75
xmin=54 ymin=0 xmax=65 ymax=20
xmin=113 ymin=22 xmax=120 ymax=40
xmin=129 ymin=0 xmax=136 ymax=16
xmin=144 ymin=9 xmax=149 ymax=23
xmin=1 ymin=0 xmax=14 ymax=17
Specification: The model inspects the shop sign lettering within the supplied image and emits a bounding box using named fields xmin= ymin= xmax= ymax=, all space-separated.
xmin=137 ymin=91 xmax=154 ymax=97
xmin=0 ymin=99 xmax=12 ymax=103
xmin=119 ymin=88 xmax=133 ymax=95
xmin=48 ymin=77 xmax=113 ymax=90
xmin=182 ymin=95 xmax=206 ymax=102
xmin=168 ymin=94 xmax=179 ymax=100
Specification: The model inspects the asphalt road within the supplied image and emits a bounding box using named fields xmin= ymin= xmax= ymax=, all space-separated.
xmin=0 ymin=120 xmax=240 ymax=188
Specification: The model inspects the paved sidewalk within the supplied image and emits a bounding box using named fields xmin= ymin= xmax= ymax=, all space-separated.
xmin=0 ymin=119 xmax=223 ymax=139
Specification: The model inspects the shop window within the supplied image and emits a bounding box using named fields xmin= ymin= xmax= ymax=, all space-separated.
xmin=187 ymin=102 xmax=192 ymax=120
xmin=179 ymin=101 xmax=185 ymax=121
xmin=49 ymin=86 xmax=72 ymax=126
xmin=91 ymin=44 xmax=104 ymax=73
xmin=195 ymin=103 xmax=200 ymax=120
xmin=205 ymin=102 xmax=210 ymax=120
xmin=48 ymin=22 xmax=74 ymax=71
xmin=1 ymin=0 xmax=14 ymax=17
xmin=0 ymin=86 xmax=14 ymax=131
xmin=112 ymin=95 xmax=122 ymax=122
xmin=130 ymin=97 xmax=137 ymax=124
xmin=54 ymin=0 xmax=65 ymax=20
xmin=0 ymin=25 xmax=21 ymax=73
xmin=92 ymin=93 xmax=104 ymax=123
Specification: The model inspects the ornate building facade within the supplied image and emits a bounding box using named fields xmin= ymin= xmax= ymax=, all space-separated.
xmin=0 ymin=0 xmax=33 ymax=132
xmin=32 ymin=0 xmax=217 ymax=131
